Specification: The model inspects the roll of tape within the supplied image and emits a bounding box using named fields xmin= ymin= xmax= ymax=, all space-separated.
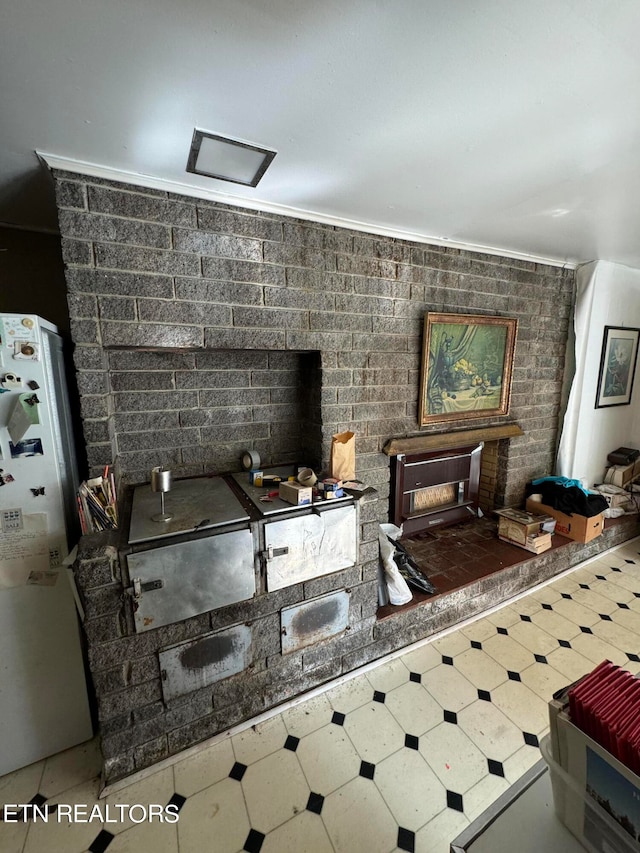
xmin=241 ymin=450 xmax=261 ymax=470
xmin=297 ymin=467 xmax=317 ymax=487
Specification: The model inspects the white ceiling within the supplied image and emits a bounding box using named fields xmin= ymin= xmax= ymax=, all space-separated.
xmin=3 ymin=0 xmax=640 ymax=267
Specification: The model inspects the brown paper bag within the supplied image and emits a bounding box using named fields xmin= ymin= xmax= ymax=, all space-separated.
xmin=330 ymin=431 xmax=355 ymax=480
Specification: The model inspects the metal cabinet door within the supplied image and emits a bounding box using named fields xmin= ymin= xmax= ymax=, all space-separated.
xmin=126 ymin=527 xmax=255 ymax=632
xmin=264 ymin=504 xmax=357 ymax=591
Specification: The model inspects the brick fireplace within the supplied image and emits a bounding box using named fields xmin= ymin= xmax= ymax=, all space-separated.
xmin=52 ymin=168 xmax=592 ymax=784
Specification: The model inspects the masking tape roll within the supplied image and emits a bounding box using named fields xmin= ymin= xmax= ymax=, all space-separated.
xmin=241 ymin=450 xmax=261 ymax=470
xmin=297 ymin=468 xmax=317 ymax=487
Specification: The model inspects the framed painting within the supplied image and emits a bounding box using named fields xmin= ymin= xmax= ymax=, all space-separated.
xmin=595 ymin=326 xmax=640 ymax=408
xmin=419 ymin=312 xmax=518 ymax=426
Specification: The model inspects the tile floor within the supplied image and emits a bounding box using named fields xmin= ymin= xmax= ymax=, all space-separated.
xmin=2 ymin=538 xmax=640 ymax=853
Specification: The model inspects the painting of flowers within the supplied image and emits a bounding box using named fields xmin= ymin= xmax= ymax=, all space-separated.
xmin=595 ymin=326 xmax=640 ymax=408
xmin=419 ymin=313 xmax=518 ymax=426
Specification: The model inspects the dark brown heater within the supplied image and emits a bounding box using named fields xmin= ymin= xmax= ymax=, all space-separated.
xmin=391 ymin=442 xmax=483 ymax=536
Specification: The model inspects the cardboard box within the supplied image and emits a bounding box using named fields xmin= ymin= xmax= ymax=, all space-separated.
xmin=544 ymin=711 xmax=640 ymax=853
xmin=526 ymin=498 xmax=603 ymax=543
xmin=278 ymin=481 xmax=312 ymax=506
xmin=494 ymin=507 xmax=553 ymax=553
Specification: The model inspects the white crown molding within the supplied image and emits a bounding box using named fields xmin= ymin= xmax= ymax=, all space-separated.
xmin=38 ymin=152 xmax=577 ymax=270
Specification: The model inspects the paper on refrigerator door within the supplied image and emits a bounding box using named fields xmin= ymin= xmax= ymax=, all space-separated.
xmin=0 ymin=512 xmax=49 ymax=588
xmin=7 ymin=393 xmax=40 ymax=444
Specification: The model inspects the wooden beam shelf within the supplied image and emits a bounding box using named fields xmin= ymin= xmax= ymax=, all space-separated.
xmin=383 ymin=423 xmax=524 ymax=456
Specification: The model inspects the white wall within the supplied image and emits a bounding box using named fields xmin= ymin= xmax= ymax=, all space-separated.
xmin=558 ymin=261 xmax=640 ymax=487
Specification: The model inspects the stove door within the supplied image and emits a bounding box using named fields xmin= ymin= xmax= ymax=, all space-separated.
xmin=264 ymin=504 xmax=357 ymax=591
xmin=126 ymin=528 xmax=255 ymax=633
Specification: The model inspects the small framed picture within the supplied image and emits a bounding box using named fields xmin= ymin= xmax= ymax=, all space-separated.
xmin=595 ymin=326 xmax=640 ymax=408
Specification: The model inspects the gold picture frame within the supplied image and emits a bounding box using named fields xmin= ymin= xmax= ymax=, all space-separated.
xmin=419 ymin=312 xmax=518 ymax=426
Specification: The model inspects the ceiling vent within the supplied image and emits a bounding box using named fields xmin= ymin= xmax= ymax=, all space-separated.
xmin=186 ymin=129 xmax=276 ymax=187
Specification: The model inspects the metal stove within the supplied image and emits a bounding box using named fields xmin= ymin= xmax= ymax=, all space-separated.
xmin=124 ymin=476 xmax=255 ymax=633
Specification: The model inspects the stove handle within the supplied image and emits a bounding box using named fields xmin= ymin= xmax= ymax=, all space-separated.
xmin=261 ymin=545 xmax=289 ymax=561
xmin=125 ymin=577 xmax=164 ymax=599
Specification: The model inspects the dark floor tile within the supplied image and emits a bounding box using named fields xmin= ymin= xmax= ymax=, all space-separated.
xmin=397 ymin=826 xmax=416 ymax=852
xmin=600 ymin=614 xmax=612 ymax=621
xmin=561 ymin=593 xmax=572 ymax=600
xmin=523 ymin=732 xmax=539 ymax=747
xmin=447 ymin=790 xmax=464 ymax=812
xmin=487 ymin=758 xmax=504 ymax=777
xmin=405 ymin=734 xmax=420 ymax=750
xmin=542 ymin=603 xmax=553 ymax=611
xmin=580 ymin=626 xmax=593 ymax=634
xmin=332 ymin=711 xmax=346 ymax=726
xmin=359 ymin=761 xmax=375 ymax=780
xmin=244 ymin=829 xmax=265 ymax=853
xmin=229 ymin=762 xmax=247 ymax=781
xmin=284 ymin=735 xmax=300 ymax=751
xmin=507 ymin=671 xmax=521 ymax=682
xmin=167 ymin=793 xmax=187 ymax=812
xmin=497 ymin=627 xmax=509 ymax=636
xmin=534 ymin=654 xmax=548 ymax=664
xmin=409 ymin=671 xmax=422 ymax=683
xmin=471 ymin=640 xmax=482 ymax=650
xmin=373 ymin=690 xmax=386 ymax=704
xmin=444 ymin=710 xmax=458 ymax=724
xmin=306 ymin=792 xmax=324 ymax=815
xmin=618 ymin=602 xmax=630 ymax=609
xmin=520 ymin=614 xmax=532 ymax=623
xmin=89 ymin=830 xmax=115 ymax=853
xmin=627 ymin=653 xmax=640 ymax=662
xmin=558 ymin=639 xmax=571 ymax=648
xmin=442 ymin=655 xmax=454 ymax=666
xmin=478 ymin=689 xmax=492 ymax=702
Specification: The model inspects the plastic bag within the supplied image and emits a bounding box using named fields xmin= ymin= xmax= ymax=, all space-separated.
xmin=378 ymin=523 xmax=412 ymax=606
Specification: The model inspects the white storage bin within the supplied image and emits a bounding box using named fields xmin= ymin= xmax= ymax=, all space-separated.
xmin=540 ymin=734 xmax=640 ymax=853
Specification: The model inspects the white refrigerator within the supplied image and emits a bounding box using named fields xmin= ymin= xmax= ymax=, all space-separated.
xmin=0 ymin=313 xmax=92 ymax=776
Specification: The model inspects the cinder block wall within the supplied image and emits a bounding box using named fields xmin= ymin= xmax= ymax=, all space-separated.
xmin=53 ymin=170 xmax=579 ymax=783
xmin=53 ymin=170 xmax=575 ymax=503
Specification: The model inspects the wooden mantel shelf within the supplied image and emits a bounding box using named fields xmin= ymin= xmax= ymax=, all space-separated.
xmin=383 ymin=423 xmax=524 ymax=456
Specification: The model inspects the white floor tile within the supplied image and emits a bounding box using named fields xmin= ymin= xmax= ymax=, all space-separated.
xmin=322 ymin=776 xmax=398 ymax=853
xmin=296 ymin=723 xmax=361 ymax=794
xmin=173 ymin=738 xmax=235 ymax=798
xmin=489 ymin=680 xmax=548 ymax=733
xmin=241 ymin=748 xmax=309 ymax=833
xmin=261 ymin=810 xmax=335 ymax=853
xmin=281 ymin=692 xmax=334 ymax=738
xmin=374 ymin=748 xmax=445 ymax=830
xmin=384 ymin=681 xmax=442 ymax=735
xmin=419 ymin=722 xmax=488 ymax=793
xmin=104 ymin=766 xmax=175 ymax=834
xmin=454 ymin=648 xmax=507 ymax=690
xmin=176 ymin=777 xmax=250 ymax=853
xmin=415 ymin=805 xmax=469 ymax=853
xmin=519 ymin=660 xmax=575 ymax=701
xmin=23 ymin=776 xmax=103 ymax=853
xmin=421 ymin=665 xmax=477 ymax=713
xmin=343 ymin=702 xmax=406 ymax=764
xmin=231 ymin=714 xmax=288 ymax=765
xmin=38 ymin=738 xmax=101 ymax=799
xmin=399 ymin=641 xmax=443 ymax=675
xmin=506 ymin=620 xmax=558 ymax=655
xmin=107 ymin=818 xmax=178 ymax=853
xmin=462 ymin=772 xmax=511 ymax=821
xmin=325 ymin=674 xmax=375 ymax=713
xmin=481 ymin=633 xmax=536 ymax=673
xmin=0 ymin=760 xmax=44 ymax=808
xmin=456 ymin=700 xmax=524 ymax=762
xmin=366 ymin=657 xmax=412 ymax=693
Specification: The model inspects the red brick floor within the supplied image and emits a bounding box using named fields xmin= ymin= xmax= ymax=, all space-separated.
xmin=377 ymin=516 xmax=572 ymax=619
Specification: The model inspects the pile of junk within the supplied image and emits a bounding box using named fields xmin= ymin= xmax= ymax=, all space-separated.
xmin=377 ymin=523 xmax=436 ymax=606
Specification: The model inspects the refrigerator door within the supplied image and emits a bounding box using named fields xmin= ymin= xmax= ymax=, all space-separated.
xmin=0 ymin=314 xmax=92 ymax=774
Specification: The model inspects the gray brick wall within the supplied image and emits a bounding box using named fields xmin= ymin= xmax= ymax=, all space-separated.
xmin=53 ymin=169 xmax=574 ymax=506
xmin=54 ymin=170 xmax=580 ymax=784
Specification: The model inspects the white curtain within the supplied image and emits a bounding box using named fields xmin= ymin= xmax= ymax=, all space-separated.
xmin=556 ymin=262 xmax=597 ymax=478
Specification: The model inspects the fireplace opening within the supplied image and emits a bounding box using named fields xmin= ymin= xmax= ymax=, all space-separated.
xmin=107 ymin=348 xmax=323 ymax=484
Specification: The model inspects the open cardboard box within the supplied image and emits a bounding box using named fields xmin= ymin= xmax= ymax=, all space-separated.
xmin=526 ymin=498 xmax=603 ymax=543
